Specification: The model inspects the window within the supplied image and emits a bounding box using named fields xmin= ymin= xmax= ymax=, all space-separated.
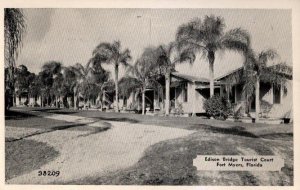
xmin=182 ymin=83 xmax=188 ymax=102
xmin=273 ymin=86 xmax=281 ymax=104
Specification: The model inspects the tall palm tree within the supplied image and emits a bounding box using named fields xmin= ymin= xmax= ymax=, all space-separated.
xmin=176 ymin=15 xmax=251 ymax=98
xmin=99 ymin=80 xmax=115 ymax=110
xmin=14 ymin=65 xmax=35 ymax=104
xmin=120 ymin=49 xmax=162 ymax=115
xmin=156 ymin=42 xmax=196 ymax=115
xmin=41 ymin=61 xmax=63 ymax=107
xmin=4 ymin=8 xmax=26 ymax=108
xmin=242 ymin=49 xmax=292 ymax=121
xmin=91 ymin=41 xmax=132 ymax=112
xmin=69 ymin=63 xmax=89 ymax=109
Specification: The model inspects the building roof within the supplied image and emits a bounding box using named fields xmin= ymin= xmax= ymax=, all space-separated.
xmin=215 ymin=66 xmax=243 ymax=81
xmin=171 ymin=72 xmax=209 ymax=83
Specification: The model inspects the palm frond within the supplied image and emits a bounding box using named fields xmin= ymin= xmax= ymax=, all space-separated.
xmin=201 ymin=15 xmax=225 ymax=45
xmin=176 ymin=48 xmax=196 ymax=64
xmin=4 ymin=8 xmax=26 ymax=66
xmin=119 ymin=76 xmax=142 ymax=97
xmin=258 ymin=49 xmax=278 ymax=65
xmin=119 ymin=48 xmax=132 ymax=66
xmin=92 ymin=42 xmax=114 ymax=64
xmin=176 ymin=18 xmax=208 ymax=52
xmin=261 ymin=63 xmax=292 ymax=85
xmin=112 ymin=40 xmax=121 ymax=55
xmin=221 ymin=28 xmax=251 ymax=54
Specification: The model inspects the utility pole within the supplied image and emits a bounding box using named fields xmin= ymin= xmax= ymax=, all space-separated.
xmin=137 ymin=15 xmax=152 ymax=45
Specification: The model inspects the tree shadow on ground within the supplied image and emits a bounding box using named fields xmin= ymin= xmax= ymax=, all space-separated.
xmin=6 ymin=123 xmax=93 ymax=143
xmin=77 ymin=122 xmax=112 ymax=137
xmin=51 ymin=123 xmax=89 ymax=131
xmin=259 ymin=133 xmax=293 ymax=141
xmin=31 ymin=108 xmax=60 ymax=112
xmin=193 ymin=125 xmax=259 ymax=138
xmin=62 ymin=133 xmax=268 ymax=185
xmin=91 ymin=116 xmax=139 ymax=123
xmin=5 ymin=110 xmax=37 ymax=120
xmin=33 ymin=108 xmax=78 ymax=115
xmin=48 ymin=111 xmax=78 ymax=115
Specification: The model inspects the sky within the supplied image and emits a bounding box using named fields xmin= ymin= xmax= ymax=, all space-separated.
xmin=17 ymin=8 xmax=292 ymax=80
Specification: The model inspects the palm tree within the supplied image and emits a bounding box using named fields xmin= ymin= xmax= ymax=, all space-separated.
xmin=99 ymin=80 xmax=115 ymax=110
xmin=156 ymin=42 xmax=196 ymax=115
xmin=176 ymin=15 xmax=251 ymax=98
xmin=14 ymin=65 xmax=35 ymax=105
xmin=41 ymin=61 xmax=63 ymax=107
xmin=28 ymin=74 xmax=41 ymax=105
xmin=242 ymin=49 xmax=292 ymax=121
xmin=4 ymin=8 xmax=26 ymax=108
xmin=91 ymin=41 xmax=132 ymax=112
xmin=68 ymin=63 xmax=89 ymax=109
xmin=120 ymin=49 xmax=162 ymax=115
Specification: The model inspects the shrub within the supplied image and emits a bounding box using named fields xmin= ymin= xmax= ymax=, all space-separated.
xmin=203 ymin=95 xmax=232 ymax=120
xmin=174 ymin=102 xmax=184 ymax=115
xmin=24 ymin=99 xmax=29 ymax=106
xmin=233 ymin=106 xmax=243 ymax=121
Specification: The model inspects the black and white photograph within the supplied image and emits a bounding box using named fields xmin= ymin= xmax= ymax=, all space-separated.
xmin=2 ymin=0 xmax=298 ymax=188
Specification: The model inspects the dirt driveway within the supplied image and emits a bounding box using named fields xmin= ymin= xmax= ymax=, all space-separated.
xmin=6 ymin=112 xmax=195 ymax=184
xmin=5 ymin=108 xmax=293 ymax=185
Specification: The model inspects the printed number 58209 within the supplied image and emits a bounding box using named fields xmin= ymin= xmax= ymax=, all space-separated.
xmin=38 ymin=171 xmax=60 ymax=177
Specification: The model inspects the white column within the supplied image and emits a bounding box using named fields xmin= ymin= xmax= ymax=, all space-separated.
xmin=38 ymin=96 xmax=41 ymax=107
xmin=220 ymin=85 xmax=224 ymax=97
xmin=192 ymin=82 xmax=196 ymax=116
xmin=16 ymin=96 xmax=20 ymax=106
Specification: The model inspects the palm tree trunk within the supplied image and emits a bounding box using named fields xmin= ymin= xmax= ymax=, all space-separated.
xmin=142 ymin=88 xmax=145 ymax=115
xmin=55 ymin=96 xmax=58 ymax=107
xmin=41 ymin=95 xmax=43 ymax=107
xmin=255 ymin=78 xmax=260 ymax=121
xmin=208 ymin=51 xmax=215 ymax=98
xmin=165 ymin=70 xmax=171 ymax=115
xmin=12 ymin=93 xmax=16 ymax=106
xmin=74 ymin=89 xmax=77 ymax=110
xmin=115 ymin=64 xmax=119 ymax=112
xmin=102 ymin=90 xmax=106 ymax=111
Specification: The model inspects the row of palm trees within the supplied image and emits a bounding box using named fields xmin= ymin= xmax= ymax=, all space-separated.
xmin=5 ymin=9 xmax=292 ymax=121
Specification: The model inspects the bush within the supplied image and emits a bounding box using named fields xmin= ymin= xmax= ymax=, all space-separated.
xmin=233 ymin=106 xmax=243 ymax=121
xmin=24 ymin=99 xmax=29 ymax=106
xmin=174 ymin=102 xmax=184 ymax=115
xmin=203 ymin=95 xmax=232 ymax=120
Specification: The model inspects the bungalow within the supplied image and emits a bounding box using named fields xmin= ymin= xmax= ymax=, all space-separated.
xmin=168 ymin=72 xmax=225 ymax=116
xmin=115 ymin=65 xmax=292 ymax=122
xmin=167 ymin=67 xmax=293 ymax=120
xmin=215 ymin=67 xmax=293 ymax=120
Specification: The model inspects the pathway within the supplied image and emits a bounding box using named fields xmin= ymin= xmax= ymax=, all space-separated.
xmin=7 ymin=112 xmax=195 ymax=184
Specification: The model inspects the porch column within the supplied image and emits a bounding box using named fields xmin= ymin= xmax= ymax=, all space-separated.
xmin=220 ymin=85 xmax=224 ymax=97
xmin=154 ymin=89 xmax=158 ymax=110
xmin=37 ymin=96 xmax=41 ymax=107
xmin=226 ymin=84 xmax=230 ymax=101
xmin=192 ymin=82 xmax=196 ymax=116
xmin=29 ymin=97 xmax=35 ymax=106
xmin=16 ymin=95 xmax=20 ymax=106
xmin=241 ymin=85 xmax=247 ymax=116
xmin=174 ymin=88 xmax=177 ymax=108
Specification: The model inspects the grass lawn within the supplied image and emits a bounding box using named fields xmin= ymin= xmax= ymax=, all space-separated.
xmin=65 ymin=129 xmax=293 ymax=185
xmin=5 ymin=107 xmax=293 ymax=185
xmin=5 ymin=138 xmax=59 ymax=180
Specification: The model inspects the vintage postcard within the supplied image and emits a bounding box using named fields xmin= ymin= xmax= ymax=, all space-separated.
xmin=1 ymin=0 xmax=299 ymax=190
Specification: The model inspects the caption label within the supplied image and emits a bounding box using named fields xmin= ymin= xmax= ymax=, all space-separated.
xmin=193 ymin=155 xmax=284 ymax=171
